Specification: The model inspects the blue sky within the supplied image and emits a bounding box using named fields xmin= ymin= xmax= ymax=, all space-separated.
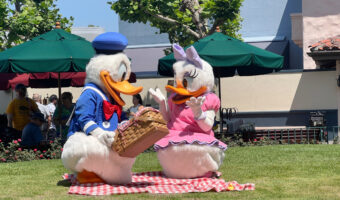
xmin=56 ymin=0 xmax=119 ymax=32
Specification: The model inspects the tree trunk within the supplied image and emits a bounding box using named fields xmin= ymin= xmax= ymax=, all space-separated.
xmin=14 ymin=1 xmax=22 ymax=13
xmin=181 ymin=0 xmax=207 ymax=38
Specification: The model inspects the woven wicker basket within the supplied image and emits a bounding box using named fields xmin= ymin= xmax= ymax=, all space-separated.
xmin=112 ymin=107 xmax=169 ymax=157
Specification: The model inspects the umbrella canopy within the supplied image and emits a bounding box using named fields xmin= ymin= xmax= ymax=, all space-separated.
xmin=158 ymin=32 xmax=283 ymax=77
xmin=0 ymin=72 xmax=137 ymax=90
xmin=0 ymin=29 xmax=95 ymax=73
xmin=0 ymin=72 xmax=86 ymax=90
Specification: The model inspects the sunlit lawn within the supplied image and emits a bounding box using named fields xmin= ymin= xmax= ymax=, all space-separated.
xmin=1 ymin=145 xmax=340 ymax=199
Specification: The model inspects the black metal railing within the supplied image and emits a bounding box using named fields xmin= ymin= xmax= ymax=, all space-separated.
xmin=216 ymin=126 xmax=340 ymax=144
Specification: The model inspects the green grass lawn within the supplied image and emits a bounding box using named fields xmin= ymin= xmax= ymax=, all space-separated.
xmin=1 ymin=145 xmax=340 ymax=200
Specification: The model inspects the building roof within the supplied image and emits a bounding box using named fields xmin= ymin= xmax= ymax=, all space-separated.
xmin=71 ymin=27 xmax=105 ymax=42
xmin=309 ymin=35 xmax=340 ymax=52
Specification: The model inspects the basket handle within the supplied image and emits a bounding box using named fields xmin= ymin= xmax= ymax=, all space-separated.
xmin=135 ymin=116 xmax=166 ymax=124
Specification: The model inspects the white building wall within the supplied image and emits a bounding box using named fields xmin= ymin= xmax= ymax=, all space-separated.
xmin=0 ymin=71 xmax=336 ymax=114
xmin=222 ymin=71 xmax=337 ymax=112
xmin=120 ymin=71 xmax=338 ymax=112
xmin=0 ymin=90 xmax=13 ymax=114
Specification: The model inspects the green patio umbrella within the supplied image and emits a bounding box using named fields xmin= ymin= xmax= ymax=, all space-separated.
xmin=158 ymin=32 xmax=283 ymax=77
xmin=0 ymin=28 xmax=95 ymax=73
xmin=158 ymin=32 xmax=284 ymax=133
xmin=0 ymin=28 xmax=95 ymax=138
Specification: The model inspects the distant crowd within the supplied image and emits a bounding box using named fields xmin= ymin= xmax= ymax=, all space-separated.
xmin=0 ymin=83 xmax=146 ymax=149
xmin=1 ymin=83 xmax=74 ymax=149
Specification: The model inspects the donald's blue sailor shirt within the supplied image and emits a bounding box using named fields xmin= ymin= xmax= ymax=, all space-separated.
xmin=67 ymin=83 xmax=119 ymax=138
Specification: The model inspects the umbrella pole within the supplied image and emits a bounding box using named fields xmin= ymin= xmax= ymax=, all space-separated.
xmin=58 ymin=72 xmax=62 ymax=139
xmin=218 ymin=75 xmax=223 ymax=136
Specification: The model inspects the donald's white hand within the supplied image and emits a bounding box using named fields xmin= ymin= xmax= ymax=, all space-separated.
xmin=91 ymin=128 xmax=116 ymax=147
xmin=149 ymin=88 xmax=166 ymax=104
xmin=186 ymin=96 xmax=206 ymax=119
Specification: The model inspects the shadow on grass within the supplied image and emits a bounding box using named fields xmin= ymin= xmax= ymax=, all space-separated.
xmin=57 ymin=179 xmax=71 ymax=187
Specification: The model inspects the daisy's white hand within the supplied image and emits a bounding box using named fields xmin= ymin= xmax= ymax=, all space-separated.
xmin=186 ymin=96 xmax=206 ymax=119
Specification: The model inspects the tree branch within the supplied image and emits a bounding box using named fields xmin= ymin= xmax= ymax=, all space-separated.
xmin=145 ymin=10 xmax=200 ymax=39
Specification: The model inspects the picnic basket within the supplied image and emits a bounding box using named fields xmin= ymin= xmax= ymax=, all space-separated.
xmin=112 ymin=107 xmax=169 ymax=157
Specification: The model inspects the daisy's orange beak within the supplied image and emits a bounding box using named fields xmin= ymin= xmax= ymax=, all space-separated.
xmin=100 ymin=71 xmax=143 ymax=106
xmin=165 ymin=79 xmax=206 ymax=104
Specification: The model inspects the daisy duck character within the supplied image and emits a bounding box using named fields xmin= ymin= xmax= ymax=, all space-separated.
xmin=149 ymin=44 xmax=227 ymax=179
xmin=61 ymin=32 xmax=143 ymax=184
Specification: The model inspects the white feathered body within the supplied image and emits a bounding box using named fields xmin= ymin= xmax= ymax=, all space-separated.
xmin=150 ymin=45 xmax=227 ymax=179
xmin=61 ymin=54 xmax=138 ymax=184
xmin=157 ymin=144 xmax=225 ymax=179
xmin=62 ymin=132 xmax=135 ymax=184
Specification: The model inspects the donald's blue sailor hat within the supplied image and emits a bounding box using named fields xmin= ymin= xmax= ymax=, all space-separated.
xmin=92 ymin=32 xmax=128 ymax=55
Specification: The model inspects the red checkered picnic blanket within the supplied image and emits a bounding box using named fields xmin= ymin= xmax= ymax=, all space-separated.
xmin=63 ymin=171 xmax=255 ymax=195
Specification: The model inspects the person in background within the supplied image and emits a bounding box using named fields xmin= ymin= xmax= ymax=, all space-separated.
xmin=46 ymin=94 xmax=58 ymax=140
xmin=32 ymin=94 xmax=49 ymax=133
xmin=128 ymin=94 xmax=144 ymax=119
xmin=21 ymin=112 xmax=45 ymax=148
xmin=53 ymin=92 xmax=74 ymax=140
xmin=46 ymin=94 xmax=58 ymax=119
xmin=32 ymin=94 xmax=49 ymax=119
xmin=6 ymin=84 xmax=39 ymax=133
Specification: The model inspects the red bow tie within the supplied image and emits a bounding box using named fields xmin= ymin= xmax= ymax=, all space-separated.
xmin=103 ymin=100 xmax=122 ymax=121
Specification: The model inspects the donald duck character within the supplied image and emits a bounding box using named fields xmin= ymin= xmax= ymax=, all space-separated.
xmin=149 ymin=44 xmax=227 ymax=179
xmin=61 ymin=32 xmax=143 ymax=184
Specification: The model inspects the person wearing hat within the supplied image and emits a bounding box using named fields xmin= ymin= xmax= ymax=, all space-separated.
xmin=6 ymin=83 xmax=39 ymax=132
xmin=61 ymin=32 xmax=143 ymax=184
xmin=21 ymin=112 xmax=45 ymax=147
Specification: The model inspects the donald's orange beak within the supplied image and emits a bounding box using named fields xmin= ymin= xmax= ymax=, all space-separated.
xmin=100 ymin=71 xmax=143 ymax=106
xmin=166 ymin=79 xmax=206 ymax=104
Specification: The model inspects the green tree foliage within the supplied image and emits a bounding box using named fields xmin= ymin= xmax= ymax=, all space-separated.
xmin=0 ymin=0 xmax=73 ymax=51
xmin=109 ymin=0 xmax=243 ymax=48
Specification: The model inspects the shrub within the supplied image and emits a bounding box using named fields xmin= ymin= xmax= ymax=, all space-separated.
xmin=0 ymin=138 xmax=63 ymax=163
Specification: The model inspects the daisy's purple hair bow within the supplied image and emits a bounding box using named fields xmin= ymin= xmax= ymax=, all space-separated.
xmin=173 ymin=44 xmax=203 ymax=69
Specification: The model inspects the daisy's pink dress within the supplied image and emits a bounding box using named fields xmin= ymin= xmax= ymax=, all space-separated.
xmin=154 ymin=92 xmax=227 ymax=151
